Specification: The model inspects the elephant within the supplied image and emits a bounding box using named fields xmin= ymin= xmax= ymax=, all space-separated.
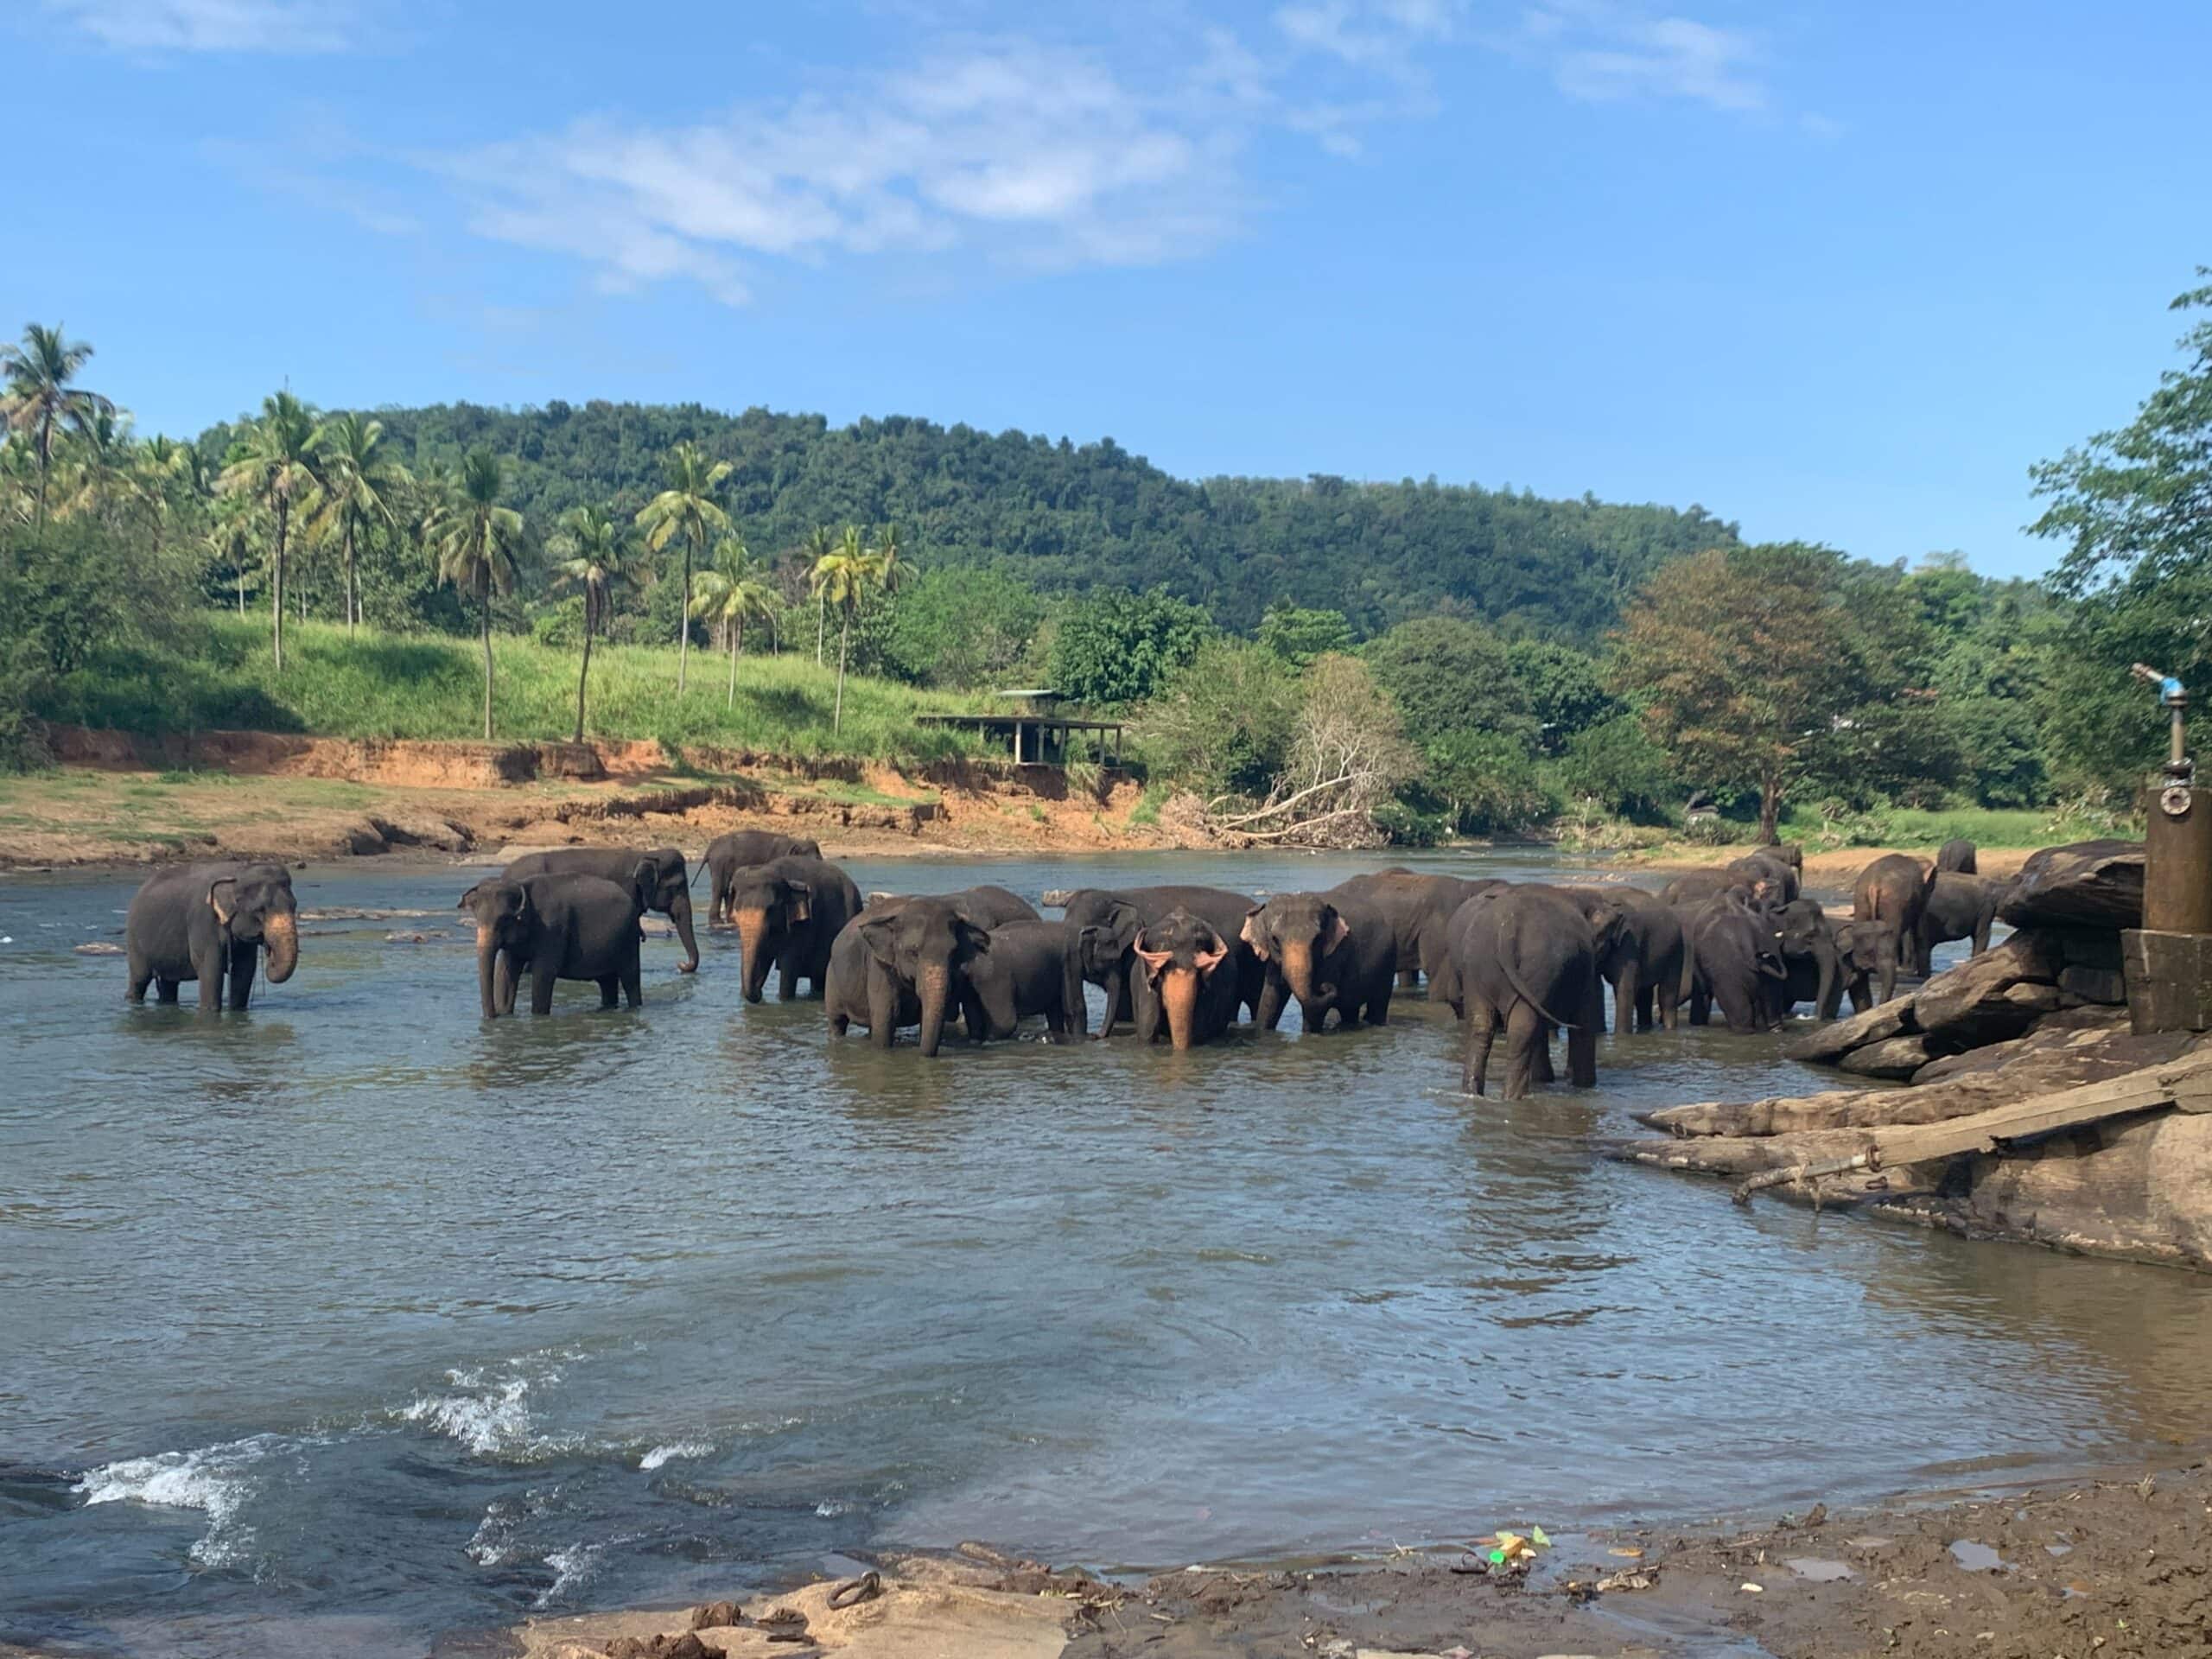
xmin=1129 ymin=906 xmax=1243 ymax=1049
xmin=1833 ymin=921 xmax=1877 ymax=1015
xmin=825 ymin=893 xmax=995 ymax=1055
xmin=125 ymin=861 xmax=300 ymax=1011
xmin=722 ymin=855 xmax=863 ymax=1001
xmin=504 ymin=847 xmax=699 ymax=973
xmin=1437 ymin=884 xmax=1605 ymax=1098
xmin=1559 ymin=884 xmax=1682 ymax=1032
xmin=963 ymin=919 xmax=1091 ymax=1043
xmin=1936 ymin=838 xmax=1978 ymax=875
xmin=1916 ymin=872 xmax=2002 ymax=975
xmin=1851 ymin=854 xmax=1939 ymax=1006
xmin=1048 ymin=886 xmax=1262 ymax=1036
xmin=1726 ymin=849 xmax=1800 ymax=906
xmin=1330 ymin=871 xmax=1505 ymax=987
xmin=1680 ymin=891 xmax=1788 ymax=1031
xmin=1240 ymin=892 xmax=1397 ymax=1032
xmin=1774 ymin=898 xmax=1846 ymax=1019
xmin=458 ymin=867 xmax=650 ymax=1017
xmin=702 ymin=830 xmax=823 ymax=924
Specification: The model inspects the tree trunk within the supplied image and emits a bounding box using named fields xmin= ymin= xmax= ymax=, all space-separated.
xmin=677 ymin=535 xmax=694 ymax=694
xmin=728 ymin=621 xmax=738 ymax=710
xmin=34 ymin=413 xmax=53 ymax=531
xmin=817 ymin=592 xmax=825 ymax=665
xmin=271 ymin=496 xmax=288 ymax=672
xmin=575 ymin=621 xmax=593 ymax=747
xmin=343 ymin=518 xmax=357 ymax=633
xmin=1759 ymin=772 xmax=1783 ymax=842
xmin=835 ymin=615 xmax=849 ymax=734
xmin=481 ymin=601 xmax=496 ymax=741
xmin=238 ymin=559 xmax=246 ymax=617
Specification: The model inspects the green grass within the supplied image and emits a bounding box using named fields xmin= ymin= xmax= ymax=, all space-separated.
xmin=1777 ymin=800 xmax=2129 ymax=850
xmin=40 ymin=613 xmax=996 ymax=761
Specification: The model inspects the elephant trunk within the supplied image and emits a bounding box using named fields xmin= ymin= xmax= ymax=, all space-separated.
xmin=261 ymin=909 xmax=299 ymax=983
xmin=475 ymin=930 xmax=501 ymax=1019
xmin=734 ymin=908 xmax=772 ymax=1003
xmin=917 ymin=963 xmax=952 ymax=1058
xmin=668 ymin=891 xmax=700 ymax=973
xmin=1279 ymin=941 xmax=1322 ymax=1008
xmin=1160 ymin=966 xmax=1201 ymax=1051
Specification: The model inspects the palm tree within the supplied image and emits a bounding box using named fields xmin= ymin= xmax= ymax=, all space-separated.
xmin=810 ymin=524 xmax=887 ymax=734
xmin=691 ymin=536 xmax=779 ymax=710
xmin=205 ymin=497 xmax=259 ymax=616
xmin=435 ymin=448 xmax=525 ymax=741
xmin=57 ymin=404 xmax=138 ymax=525
xmin=874 ymin=520 xmax=912 ymax=600
xmin=0 ymin=323 xmax=112 ymax=529
xmin=218 ymin=391 xmax=321 ymax=671
xmin=634 ymin=441 xmax=732 ymax=695
xmin=311 ymin=412 xmax=410 ymax=634
xmin=550 ymin=503 xmax=639 ymax=745
xmin=804 ymin=524 xmax=835 ymax=664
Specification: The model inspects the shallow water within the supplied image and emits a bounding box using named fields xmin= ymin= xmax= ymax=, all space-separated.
xmin=3 ymin=849 xmax=2209 ymax=1657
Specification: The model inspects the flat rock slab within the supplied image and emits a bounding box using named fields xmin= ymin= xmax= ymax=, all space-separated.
xmin=1782 ymin=998 xmax=1916 ymax=1064
xmin=1838 ymin=1036 xmax=1934 ymax=1080
xmin=1999 ymin=839 xmax=2144 ymax=931
xmin=1913 ymin=931 xmax=2068 ymax=1047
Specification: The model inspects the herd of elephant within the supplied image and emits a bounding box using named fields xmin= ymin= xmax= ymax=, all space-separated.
xmin=118 ymin=830 xmax=1999 ymax=1102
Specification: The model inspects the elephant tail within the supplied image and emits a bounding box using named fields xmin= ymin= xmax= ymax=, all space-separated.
xmin=1497 ymin=915 xmax=1582 ymax=1030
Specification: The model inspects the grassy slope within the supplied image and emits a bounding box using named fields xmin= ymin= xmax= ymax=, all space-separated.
xmin=42 ymin=614 xmax=993 ymax=758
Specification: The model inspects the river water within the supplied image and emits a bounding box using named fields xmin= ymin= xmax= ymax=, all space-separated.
xmin=4 ymin=849 xmax=2210 ymax=1657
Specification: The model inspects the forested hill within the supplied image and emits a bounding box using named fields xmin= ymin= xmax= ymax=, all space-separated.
xmin=201 ymin=400 xmax=1738 ymax=643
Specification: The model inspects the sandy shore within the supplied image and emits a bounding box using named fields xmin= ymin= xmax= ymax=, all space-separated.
xmin=501 ymin=1454 xmax=2210 ymax=1659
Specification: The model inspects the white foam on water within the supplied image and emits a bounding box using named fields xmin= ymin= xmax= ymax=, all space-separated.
xmin=74 ymin=1433 xmax=286 ymax=1569
xmin=638 ymin=1440 xmax=713 ymax=1471
xmin=397 ymin=1361 xmax=579 ymax=1460
xmin=537 ymin=1541 xmax=607 ymax=1607
xmin=814 ymin=1498 xmax=858 ymax=1517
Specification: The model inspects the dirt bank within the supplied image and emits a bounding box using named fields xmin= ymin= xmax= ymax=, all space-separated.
xmin=0 ymin=731 xmax=1196 ymax=870
xmin=511 ymin=1456 xmax=2212 ymax=1658
xmin=1609 ymin=841 xmax=2048 ymax=889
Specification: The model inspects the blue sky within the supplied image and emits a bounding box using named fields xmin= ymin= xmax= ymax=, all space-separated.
xmin=9 ymin=1 xmax=2208 ymax=577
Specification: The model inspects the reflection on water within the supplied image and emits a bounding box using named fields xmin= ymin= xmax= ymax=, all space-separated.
xmin=3 ymin=849 xmax=2209 ymax=1657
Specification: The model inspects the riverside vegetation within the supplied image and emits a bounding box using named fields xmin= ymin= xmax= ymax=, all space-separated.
xmin=5 ymin=276 xmax=2210 ymax=849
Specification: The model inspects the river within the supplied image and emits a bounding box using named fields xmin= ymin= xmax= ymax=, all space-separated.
xmin=3 ymin=849 xmax=2209 ymax=1657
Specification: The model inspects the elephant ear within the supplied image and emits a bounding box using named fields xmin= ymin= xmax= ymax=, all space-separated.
xmin=857 ymin=915 xmax=900 ymax=969
xmin=955 ymin=918 xmax=992 ymax=958
xmin=207 ymin=877 xmax=238 ymax=925
xmin=457 ymin=884 xmax=481 ymax=912
xmin=1132 ymin=935 xmax=1173 ymax=983
xmin=1320 ymin=908 xmax=1350 ymax=953
xmin=786 ymin=880 xmax=813 ymax=925
xmin=1239 ymin=906 xmax=1270 ymax=960
xmin=1103 ymin=900 xmax=1142 ymax=956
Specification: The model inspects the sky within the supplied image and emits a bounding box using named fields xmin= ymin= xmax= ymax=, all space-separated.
xmin=7 ymin=1 xmax=2209 ymax=579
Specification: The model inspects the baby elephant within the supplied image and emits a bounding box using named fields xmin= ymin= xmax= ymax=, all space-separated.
xmin=458 ymin=865 xmax=652 ymax=1017
xmin=964 ymin=918 xmax=1093 ymax=1043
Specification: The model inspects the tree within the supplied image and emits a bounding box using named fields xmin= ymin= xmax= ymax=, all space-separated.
xmin=1504 ymin=639 xmax=1617 ymax=751
xmin=810 ymin=524 xmax=884 ymax=733
xmin=634 ymin=440 xmax=731 ymax=694
xmin=1363 ymin=616 xmax=1536 ymax=747
xmin=1613 ymin=543 xmax=1877 ymax=839
xmin=805 ymin=524 xmax=835 ymax=664
xmin=217 ymin=391 xmax=321 ymax=671
xmin=435 ymin=448 xmax=525 ymax=740
xmin=883 ymin=566 xmax=1046 ymax=686
xmin=1139 ymin=639 xmax=1301 ymax=797
xmin=0 ymin=323 xmax=111 ymax=529
xmin=1256 ymin=601 xmax=1352 ymax=668
xmin=550 ymin=503 xmax=639 ymax=744
xmin=310 ymin=412 xmax=409 ymax=633
xmin=1046 ymin=589 xmax=1212 ymax=705
xmin=690 ymin=536 xmax=777 ymax=710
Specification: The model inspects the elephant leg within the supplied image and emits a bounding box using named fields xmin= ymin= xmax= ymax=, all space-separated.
xmin=1092 ymin=967 xmax=1126 ymax=1040
xmin=1874 ymin=942 xmax=1897 ymax=1007
xmin=866 ymin=962 xmax=899 ymax=1049
xmin=1046 ymin=1003 xmax=1069 ymax=1044
xmin=1503 ymin=1001 xmax=1545 ymax=1100
xmin=623 ymin=957 xmax=642 ymax=1007
xmin=1132 ymin=973 xmax=1163 ymax=1045
xmin=531 ymin=963 xmax=557 ymax=1015
xmin=1568 ymin=1018 xmax=1598 ymax=1088
xmin=1366 ymin=979 xmax=1392 ymax=1027
xmin=597 ymin=974 xmax=620 ymax=1008
xmin=779 ymin=951 xmax=799 ymax=1001
xmin=1614 ymin=963 xmax=1640 ymax=1034
xmin=226 ymin=948 xmax=257 ymax=1012
xmin=194 ymin=944 xmax=226 ymax=1013
xmin=128 ymin=957 xmax=154 ymax=1003
xmin=1461 ymin=995 xmax=1497 ymax=1096
xmin=1257 ymin=970 xmax=1288 ymax=1032
xmin=1689 ymin=984 xmax=1711 ymax=1026
xmin=1654 ymin=977 xmax=1675 ymax=1030
xmin=1532 ymin=1025 xmax=1557 ymax=1083
xmin=155 ymin=976 xmax=180 ymax=1004
xmin=1637 ymin=984 xmax=1656 ymax=1033
xmin=1397 ymin=966 xmax=1419 ymax=989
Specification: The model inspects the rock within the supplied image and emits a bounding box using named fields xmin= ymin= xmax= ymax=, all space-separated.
xmin=383 ymin=931 xmax=435 ymax=944
xmin=1999 ymin=839 xmax=2145 ymax=931
xmin=1913 ymin=930 xmax=2067 ymax=1049
xmin=1838 ymin=1036 xmax=1934 ymax=1080
xmin=368 ymin=812 xmax=474 ymax=853
xmin=2056 ymin=928 xmax=2126 ymax=971
xmin=688 ymin=1602 xmax=741 ymax=1630
xmin=604 ymin=1636 xmax=711 ymax=1659
xmin=336 ymin=817 xmax=391 ymax=856
xmin=1782 ymin=998 xmax=1917 ymax=1064
xmin=73 ymin=941 xmax=126 ymax=956
xmin=2059 ymin=964 xmax=2128 ymax=1005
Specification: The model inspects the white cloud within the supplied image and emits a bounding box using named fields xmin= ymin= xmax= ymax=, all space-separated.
xmin=43 ymin=0 xmax=359 ymax=52
xmin=1520 ymin=3 xmax=1769 ymax=111
xmin=438 ymin=41 xmax=1252 ymax=306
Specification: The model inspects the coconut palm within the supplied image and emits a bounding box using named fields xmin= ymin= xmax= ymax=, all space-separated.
xmin=550 ymin=503 xmax=640 ymax=745
xmin=804 ymin=524 xmax=835 ymax=664
xmin=435 ymin=449 xmax=525 ymax=741
xmin=56 ymin=404 xmax=139 ymax=525
xmin=691 ymin=537 xmax=779 ymax=710
xmin=218 ymin=391 xmax=322 ymax=671
xmin=0 ymin=323 xmax=112 ymax=529
xmin=634 ymin=441 xmax=732 ymax=695
xmin=310 ymin=412 xmax=410 ymax=633
xmin=810 ymin=524 xmax=887 ymax=734
xmin=205 ymin=496 xmax=259 ymax=616
xmin=874 ymin=520 xmax=912 ymax=598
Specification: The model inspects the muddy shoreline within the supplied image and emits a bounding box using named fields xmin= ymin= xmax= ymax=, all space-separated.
xmin=499 ymin=1454 xmax=2212 ymax=1658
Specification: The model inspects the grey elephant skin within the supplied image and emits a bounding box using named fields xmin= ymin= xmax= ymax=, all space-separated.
xmin=964 ymin=919 xmax=1091 ymax=1043
xmin=1050 ymin=885 xmax=1261 ymax=1039
xmin=1331 ymin=870 xmax=1504 ymax=988
xmin=1678 ymin=891 xmax=1788 ymax=1031
xmin=1128 ymin=906 xmax=1243 ymax=1049
xmin=702 ymin=831 xmax=823 ymax=925
xmin=125 ymin=861 xmax=300 ymax=1012
xmin=1560 ymin=884 xmax=1682 ymax=1031
xmin=1242 ymin=891 xmax=1396 ymax=1032
xmin=1852 ymin=853 xmax=1938 ymax=1005
xmin=825 ymin=887 xmax=1038 ymax=1054
xmin=1774 ymin=898 xmax=1846 ymax=1019
xmin=1436 ymin=884 xmax=1604 ymax=1098
xmin=1936 ymin=837 xmax=1978 ymax=874
xmin=721 ymin=855 xmax=862 ymax=1002
xmin=1916 ymin=871 xmax=2001 ymax=974
xmin=505 ymin=847 xmax=700 ymax=973
xmin=459 ymin=868 xmax=650 ymax=1017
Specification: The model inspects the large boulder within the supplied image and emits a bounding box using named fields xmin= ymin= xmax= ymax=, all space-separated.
xmin=1913 ymin=929 xmax=2067 ymax=1050
xmin=1999 ymin=839 xmax=2144 ymax=931
xmin=1837 ymin=1035 xmax=1934 ymax=1080
xmin=1782 ymin=998 xmax=1916 ymax=1064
